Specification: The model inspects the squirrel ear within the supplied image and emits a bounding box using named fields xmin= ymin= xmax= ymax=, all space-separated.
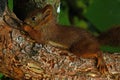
xmin=43 ymin=5 xmax=53 ymax=19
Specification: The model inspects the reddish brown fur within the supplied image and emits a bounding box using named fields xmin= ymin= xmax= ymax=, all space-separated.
xmin=23 ymin=5 xmax=108 ymax=74
xmin=98 ymin=26 xmax=120 ymax=46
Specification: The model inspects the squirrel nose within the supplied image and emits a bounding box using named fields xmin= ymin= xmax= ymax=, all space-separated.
xmin=24 ymin=21 xmax=30 ymax=25
xmin=26 ymin=21 xmax=30 ymax=24
xmin=24 ymin=19 xmax=30 ymax=25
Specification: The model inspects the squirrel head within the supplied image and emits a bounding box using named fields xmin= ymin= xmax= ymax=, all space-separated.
xmin=24 ymin=4 xmax=54 ymax=27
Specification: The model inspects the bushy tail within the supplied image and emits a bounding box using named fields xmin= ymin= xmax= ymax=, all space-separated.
xmin=97 ymin=26 xmax=120 ymax=47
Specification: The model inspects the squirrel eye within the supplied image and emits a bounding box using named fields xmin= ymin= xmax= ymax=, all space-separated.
xmin=32 ymin=16 xmax=36 ymax=21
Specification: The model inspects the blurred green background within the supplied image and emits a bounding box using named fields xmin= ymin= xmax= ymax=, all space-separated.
xmin=59 ymin=0 xmax=120 ymax=31
xmin=85 ymin=0 xmax=120 ymax=32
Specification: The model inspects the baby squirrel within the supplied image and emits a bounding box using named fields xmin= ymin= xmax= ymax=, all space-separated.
xmin=23 ymin=5 xmax=108 ymax=73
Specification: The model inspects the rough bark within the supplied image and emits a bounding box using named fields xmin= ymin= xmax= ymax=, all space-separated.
xmin=0 ymin=0 xmax=119 ymax=80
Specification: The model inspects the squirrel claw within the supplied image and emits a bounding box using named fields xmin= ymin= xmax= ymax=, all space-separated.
xmin=97 ymin=60 xmax=108 ymax=74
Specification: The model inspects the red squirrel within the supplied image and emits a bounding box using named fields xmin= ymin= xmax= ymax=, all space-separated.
xmin=23 ymin=5 xmax=108 ymax=74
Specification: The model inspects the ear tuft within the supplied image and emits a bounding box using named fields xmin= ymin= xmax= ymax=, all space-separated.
xmin=43 ymin=4 xmax=53 ymax=12
xmin=43 ymin=4 xmax=53 ymax=17
xmin=42 ymin=4 xmax=53 ymax=22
